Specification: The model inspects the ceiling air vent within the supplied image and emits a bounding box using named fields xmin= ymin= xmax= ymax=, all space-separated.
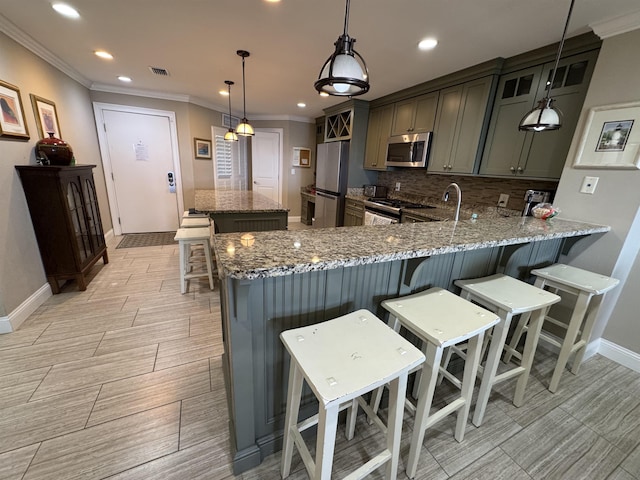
xmin=149 ymin=66 xmax=170 ymax=76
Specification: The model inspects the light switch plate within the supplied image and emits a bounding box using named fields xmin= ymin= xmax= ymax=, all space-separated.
xmin=580 ymin=176 xmax=599 ymax=194
xmin=395 ymin=182 xmax=401 ymax=191
xmin=498 ymin=194 xmax=509 ymax=207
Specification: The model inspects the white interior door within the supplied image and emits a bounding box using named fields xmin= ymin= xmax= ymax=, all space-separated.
xmin=94 ymin=104 xmax=183 ymax=234
xmin=251 ymin=129 xmax=282 ymax=203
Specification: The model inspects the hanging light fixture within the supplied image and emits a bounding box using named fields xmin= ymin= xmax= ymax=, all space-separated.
xmin=519 ymin=0 xmax=575 ymax=132
xmin=236 ymin=50 xmax=254 ymax=136
xmin=314 ymin=0 xmax=369 ymax=97
xmin=223 ymin=80 xmax=238 ymax=142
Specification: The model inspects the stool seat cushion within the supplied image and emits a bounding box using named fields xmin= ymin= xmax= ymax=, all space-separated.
xmin=382 ymin=288 xmax=500 ymax=347
xmin=174 ymin=227 xmax=210 ymax=241
xmin=455 ymin=274 xmax=560 ymax=314
xmin=280 ymin=309 xmax=424 ymax=406
xmin=531 ymin=264 xmax=619 ymax=295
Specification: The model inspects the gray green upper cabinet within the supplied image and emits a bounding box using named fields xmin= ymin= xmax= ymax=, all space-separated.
xmin=364 ymin=104 xmax=394 ymax=170
xmin=428 ymin=76 xmax=496 ymax=174
xmin=480 ymin=50 xmax=598 ymax=179
xmin=390 ymin=92 xmax=439 ymax=136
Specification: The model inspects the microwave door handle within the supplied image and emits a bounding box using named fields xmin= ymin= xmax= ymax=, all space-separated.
xmin=408 ymin=142 xmax=414 ymax=162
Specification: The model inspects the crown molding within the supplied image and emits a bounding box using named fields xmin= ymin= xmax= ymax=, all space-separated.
xmin=590 ymin=10 xmax=640 ymax=39
xmin=0 ymin=14 xmax=91 ymax=88
xmin=90 ymin=83 xmax=192 ymax=102
xmin=251 ymin=114 xmax=315 ymax=124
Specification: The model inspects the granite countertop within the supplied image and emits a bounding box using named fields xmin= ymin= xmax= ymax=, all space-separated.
xmin=212 ymin=216 xmax=610 ymax=280
xmin=195 ymin=189 xmax=288 ymax=213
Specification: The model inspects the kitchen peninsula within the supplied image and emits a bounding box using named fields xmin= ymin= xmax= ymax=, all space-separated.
xmin=194 ymin=189 xmax=288 ymax=233
xmin=212 ymin=216 xmax=610 ymax=474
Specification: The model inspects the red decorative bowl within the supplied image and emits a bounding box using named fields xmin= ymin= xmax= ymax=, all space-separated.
xmin=35 ymin=133 xmax=74 ymax=166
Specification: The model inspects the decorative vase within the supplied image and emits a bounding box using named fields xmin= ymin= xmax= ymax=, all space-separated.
xmin=35 ymin=132 xmax=74 ymax=166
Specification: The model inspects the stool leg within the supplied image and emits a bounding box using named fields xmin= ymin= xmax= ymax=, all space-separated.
xmin=203 ymin=240 xmax=214 ymax=290
xmin=281 ymin=362 xmax=304 ymax=479
xmin=513 ymin=307 xmax=545 ymax=406
xmin=345 ymin=398 xmax=358 ymax=441
xmin=406 ymin=342 xmax=442 ymax=479
xmin=178 ymin=241 xmax=187 ymax=294
xmin=503 ymin=311 xmax=530 ymax=364
xmin=456 ymin=332 xmax=483 ymax=442
xmin=370 ymin=315 xmax=401 ymax=416
xmin=570 ymin=293 xmax=602 ymax=375
xmin=473 ymin=310 xmax=511 ymax=427
xmin=549 ymin=292 xmax=591 ymax=392
xmin=385 ymin=372 xmax=407 ymax=480
xmin=315 ymin=404 xmax=338 ymax=480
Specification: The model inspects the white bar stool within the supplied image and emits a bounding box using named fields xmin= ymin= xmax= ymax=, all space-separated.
xmin=180 ymin=217 xmax=211 ymax=228
xmin=374 ymin=288 xmax=500 ymax=479
xmin=504 ymin=264 xmax=619 ymax=393
xmin=173 ymin=227 xmax=214 ymax=294
xmin=182 ymin=210 xmax=208 ymax=218
xmin=454 ymin=274 xmax=560 ymax=426
xmin=280 ymin=309 xmax=424 ymax=480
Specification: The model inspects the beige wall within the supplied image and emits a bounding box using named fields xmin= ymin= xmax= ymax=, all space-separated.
xmin=0 ymin=32 xmax=108 ymax=314
xmin=554 ymin=28 xmax=640 ymax=354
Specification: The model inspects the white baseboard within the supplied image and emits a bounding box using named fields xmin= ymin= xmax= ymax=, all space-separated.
xmin=0 ymin=283 xmax=52 ymax=334
xmin=598 ymin=338 xmax=640 ymax=373
xmin=104 ymin=228 xmax=115 ymax=244
xmin=288 ymin=216 xmax=301 ymax=223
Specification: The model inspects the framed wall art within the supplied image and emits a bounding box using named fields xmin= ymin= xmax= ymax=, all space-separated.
xmin=292 ymin=147 xmax=311 ymax=168
xmin=573 ymin=101 xmax=640 ymax=169
xmin=0 ymin=80 xmax=29 ymax=139
xmin=194 ymin=137 xmax=212 ymax=159
xmin=30 ymin=94 xmax=61 ymax=139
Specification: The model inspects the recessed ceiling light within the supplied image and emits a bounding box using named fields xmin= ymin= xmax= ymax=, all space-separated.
xmin=117 ymin=76 xmax=132 ymax=83
xmin=319 ymin=92 xmax=329 ymax=97
xmin=265 ymin=0 xmax=281 ymax=3
xmin=418 ymin=38 xmax=438 ymax=51
xmin=297 ymin=103 xmax=306 ymax=108
xmin=219 ymin=89 xmax=229 ymax=96
xmin=52 ymin=3 xmax=80 ymax=19
xmin=94 ymin=50 xmax=113 ymax=60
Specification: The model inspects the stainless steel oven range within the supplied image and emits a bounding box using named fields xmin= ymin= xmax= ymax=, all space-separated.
xmin=363 ymin=198 xmax=436 ymax=224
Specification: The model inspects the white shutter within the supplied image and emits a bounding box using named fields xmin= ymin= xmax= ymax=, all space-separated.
xmin=214 ymin=133 xmax=233 ymax=179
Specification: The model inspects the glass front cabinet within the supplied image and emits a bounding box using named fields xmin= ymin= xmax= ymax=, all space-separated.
xmin=16 ymin=165 xmax=108 ymax=293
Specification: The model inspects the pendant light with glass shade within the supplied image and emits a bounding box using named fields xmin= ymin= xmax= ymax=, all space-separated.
xmin=236 ymin=50 xmax=254 ymax=136
xmin=223 ymin=80 xmax=238 ymax=142
xmin=519 ymin=0 xmax=575 ymax=132
xmin=314 ymin=0 xmax=369 ymax=97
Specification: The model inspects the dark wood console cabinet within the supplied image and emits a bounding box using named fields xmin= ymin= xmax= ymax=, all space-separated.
xmin=16 ymin=165 xmax=108 ymax=293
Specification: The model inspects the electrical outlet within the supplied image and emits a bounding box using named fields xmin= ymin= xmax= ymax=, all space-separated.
xmin=580 ymin=176 xmax=599 ymax=194
xmin=498 ymin=193 xmax=509 ymax=207
xmin=395 ymin=182 xmax=401 ymax=191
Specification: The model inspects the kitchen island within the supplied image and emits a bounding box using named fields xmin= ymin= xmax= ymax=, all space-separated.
xmin=212 ymin=216 xmax=610 ymax=474
xmin=194 ymin=189 xmax=288 ymax=233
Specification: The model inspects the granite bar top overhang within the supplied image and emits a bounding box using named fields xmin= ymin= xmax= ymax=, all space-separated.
xmin=212 ymin=217 xmax=610 ymax=280
xmin=195 ymin=189 xmax=289 ymax=213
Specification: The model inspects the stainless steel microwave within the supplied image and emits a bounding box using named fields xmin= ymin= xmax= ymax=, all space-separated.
xmin=385 ymin=132 xmax=432 ymax=168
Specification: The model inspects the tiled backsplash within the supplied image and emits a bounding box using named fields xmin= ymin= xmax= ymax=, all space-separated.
xmin=377 ymin=171 xmax=559 ymax=211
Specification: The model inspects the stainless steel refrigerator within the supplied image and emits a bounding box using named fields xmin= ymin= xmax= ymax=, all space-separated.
xmin=314 ymin=141 xmax=349 ymax=228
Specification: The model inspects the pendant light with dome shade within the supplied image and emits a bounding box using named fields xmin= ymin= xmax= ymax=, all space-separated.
xmin=223 ymin=80 xmax=238 ymax=142
xmin=314 ymin=0 xmax=369 ymax=97
xmin=519 ymin=0 xmax=575 ymax=132
xmin=236 ymin=50 xmax=254 ymax=137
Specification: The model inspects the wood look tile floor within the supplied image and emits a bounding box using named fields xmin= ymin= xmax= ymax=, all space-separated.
xmin=1 ymin=228 xmax=639 ymax=479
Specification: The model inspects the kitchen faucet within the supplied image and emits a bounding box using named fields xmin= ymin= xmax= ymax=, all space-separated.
xmin=442 ymin=182 xmax=462 ymax=222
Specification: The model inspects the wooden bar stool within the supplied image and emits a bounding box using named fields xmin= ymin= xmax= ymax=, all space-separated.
xmin=374 ymin=288 xmax=500 ymax=479
xmin=454 ymin=274 xmax=560 ymax=426
xmin=280 ymin=309 xmax=424 ymax=480
xmin=173 ymin=227 xmax=214 ymax=294
xmin=504 ymin=264 xmax=619 ymax=393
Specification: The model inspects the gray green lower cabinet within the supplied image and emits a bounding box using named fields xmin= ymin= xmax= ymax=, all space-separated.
xmin=210 ymin=211 xmax=288 ymax=233
xmin=221 ymin=237 xmax=567 ymax=474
